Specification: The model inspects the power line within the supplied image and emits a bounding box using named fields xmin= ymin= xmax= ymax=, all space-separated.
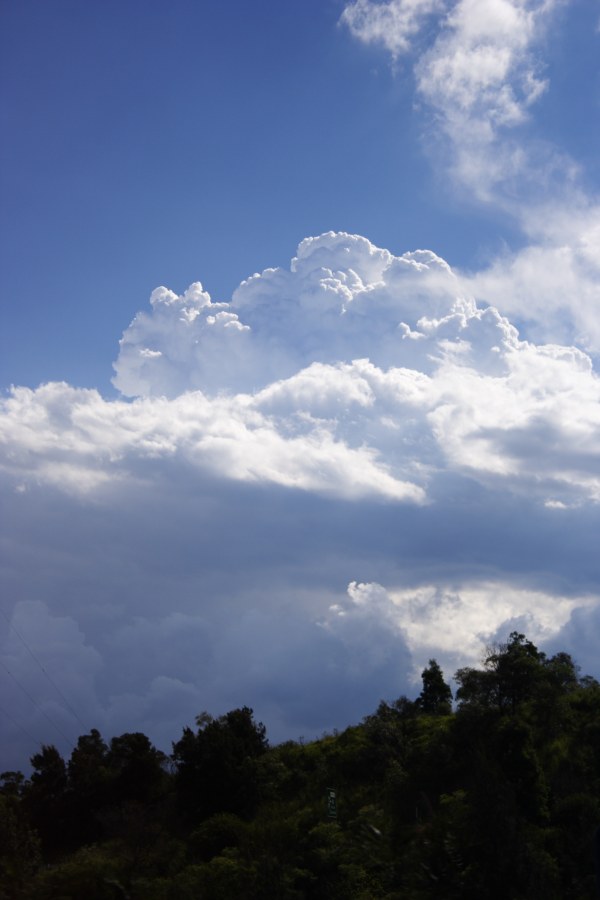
xmin=0 ymin=659 xmax=75 ymax=752
xmin=0 ymin=702 xmax=41 ymax=750
xmin=0 ymin=605 xmax=88 ymax=732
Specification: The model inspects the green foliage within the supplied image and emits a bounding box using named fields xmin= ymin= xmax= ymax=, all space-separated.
xmin=188 ymin=812 xmax=248 ymax=862
xmin=107 ymin=732 xmax=168 ymax=805
xmin=456 ymin=632 xmax=538 ymax=713
xmin=29 ymin=844 xmax=125 ymax=900
xmin=0 ymin=770 xmax=26 ymax=798
xmin=172 ymin=706 xmax=268 ymax=824
xmin=67 ymin=729 xmax=110 ymax=844
xmin=6 ymin=634 xmax=600 ymax=899
xmin=0 ymin=791 xmax=41 ymax=899
xmin=25 ymin=744 xmax=71 ymax=857
xmin=415 ymin=659 xmax=452 ymax=715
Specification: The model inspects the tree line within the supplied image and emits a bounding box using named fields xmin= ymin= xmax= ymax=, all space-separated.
xmin=1 ymin=632 xmax=599 ymax=898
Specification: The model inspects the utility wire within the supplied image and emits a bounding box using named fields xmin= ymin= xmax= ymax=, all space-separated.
xmin=0 ymin=702 xmax=41 ymax=750
xmin=0 ymin=659 xmax=75 ymax=752
xmin=0 ymin=605 xmax=88 ymax=732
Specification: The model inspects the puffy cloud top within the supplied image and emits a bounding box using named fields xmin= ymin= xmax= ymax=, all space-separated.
xmin=1 ymin=232 xmax=598 ymax=509
xmin=114 ymin=232 xmax=477 ymax=398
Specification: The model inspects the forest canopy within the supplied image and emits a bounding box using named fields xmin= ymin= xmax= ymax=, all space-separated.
xmin=2 ymin=633 xmax=599 ymax=899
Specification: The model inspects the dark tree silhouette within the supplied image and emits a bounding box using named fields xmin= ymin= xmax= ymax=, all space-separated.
xmin=415 ymin=658 xmax=453 ymax=715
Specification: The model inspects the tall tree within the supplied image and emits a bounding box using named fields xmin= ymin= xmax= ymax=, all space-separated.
xmin=455 ymin=633 xmax=546 ymax=714
xmin=67 ymin=729 xmax=110 ymax=843
xmin=25 ymin=745 xmax=70 ymax=857
xmin=173 ymin=707 xmax=268 ymax=823
xmin=106 ymin=732 xmax=168 ymax=805
xmin=416 ymin=659 xmax=452 ymax=715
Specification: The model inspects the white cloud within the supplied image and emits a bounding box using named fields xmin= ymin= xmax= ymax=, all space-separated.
xmin=5 ymin=233 xmax=600 ymax=512
xmin=324 ymin=579 xmax=598 ymax=685
xmin=0 ymin=379 xmax=423 ymax=504
xmin=340 ymin=0 xmax=445 ymax=58
xmin=463 ymin=203 xmax=600 ymax=351
xmin=4 ymin=230 xmax=600 ymax=765
xmin=3 ymin=2 xmax=600 ymax=773
xmin=9 ymin=129 xmax=600 ymax=760
xmin=113 ymin=233 xmax=459 ymax=398
xmin=342 ymin=0 xmax=600 ymax=369
xmin=342 ymin=0 xmax=563 ymax=200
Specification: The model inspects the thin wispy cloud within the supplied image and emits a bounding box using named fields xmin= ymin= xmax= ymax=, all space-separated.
xmin=341 ymin=0 xmax=445 ymax=58
xmin=343 ymin=0 xmax=564 ymax=199
xmin=341 ymin=0 xmax=600 ymax=351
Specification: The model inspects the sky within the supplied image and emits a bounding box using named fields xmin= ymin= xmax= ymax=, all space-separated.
xmin=1 ymin=0 xmax=600 ymax=770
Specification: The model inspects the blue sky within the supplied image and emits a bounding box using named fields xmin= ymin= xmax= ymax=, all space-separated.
xmin=0 ymin=0 xmax=555 ymax=392
xmin=1 ymin=0 xmax=600 ymax=769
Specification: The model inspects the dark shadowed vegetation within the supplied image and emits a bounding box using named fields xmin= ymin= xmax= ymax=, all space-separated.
xmin=2 ymin=634 xmax=599 ymax=899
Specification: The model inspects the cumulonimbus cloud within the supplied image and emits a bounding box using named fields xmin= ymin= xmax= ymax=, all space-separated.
xmin=112 ymin=232 xmax=459 ymax=398
xmin=3 ymin=231 xmax=600 ymax=767
xmin=3 ymin=232 xmax=600 ymax=508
